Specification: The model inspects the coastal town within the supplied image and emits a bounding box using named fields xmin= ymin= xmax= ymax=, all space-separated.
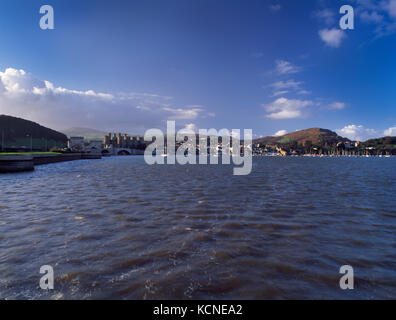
xmin=0 ymin=115 xmax=395 ymax=173
xmin=0 ymin=115 xmax=396 ymax=172
xmin=68 ymin=133 xmax=146 ymax=156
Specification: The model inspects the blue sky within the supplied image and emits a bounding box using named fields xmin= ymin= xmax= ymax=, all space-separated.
xmin=0 ymin=0 xmax=395 ymax=140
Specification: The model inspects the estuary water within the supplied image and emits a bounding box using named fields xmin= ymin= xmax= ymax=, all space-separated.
xmin=0 ymin=156 xmax=395 ymax=299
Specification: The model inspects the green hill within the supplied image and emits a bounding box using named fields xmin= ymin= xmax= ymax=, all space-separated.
xmin=362 ymin=136 xmax=396 ymax=154
xmin=254 ymin=128 xmax=349 ymax=146
xmin=0 ymin=115 xmax=68 ymax=151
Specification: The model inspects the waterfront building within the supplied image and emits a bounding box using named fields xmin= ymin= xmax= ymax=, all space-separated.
xmin=68 ymin=137 xmax=85 ymax=151
xmin=104 ymin=134 xmax=111 ymax=147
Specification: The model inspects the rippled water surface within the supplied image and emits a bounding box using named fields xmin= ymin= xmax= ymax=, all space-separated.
xmin=1 ymin=156 xmax=395 ymax=299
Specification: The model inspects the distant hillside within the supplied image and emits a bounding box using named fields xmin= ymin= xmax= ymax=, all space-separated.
xmin=0 ymin=115 xmax=67 ymax=151
xmin=254 ymin=128 xmax=396 ymax=155
xmin=61 ymin=127 xmax=106 ymax=140
xmin=362 ymin=136 xmax=396 ymax=152
xmin=254 ymin=128 xmax=350 ymax=146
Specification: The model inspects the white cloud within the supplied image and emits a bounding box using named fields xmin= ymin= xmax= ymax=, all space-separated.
xmin=264 ymin=97 xmax=314 ymax=119
xmin=270 ymin=80 xmax=303 ymax=90
xmin=384 ymin=126 xmax=396 ymax=136
xmin=268 ymin=80 xmax=314 ymax=99
xmin=336 ymin=124 xmax=379 ymax=141
xmin=274 ymin=130 xmax=288 ymax=136
xmin=319 ymin=28 xmax=346 ymax=47
xmin=275 ymin=60 xmax=301 ymax=75
xmin=0 ymin=68 xmax=209 ymax=133
xmin=162 ymin=106 xmax=204 ymax=120
xmin=328 ymin=102 xmax=347 ymax=110
xmin=0 ymin=68 xmax=114 ymax=100
xmin=271 ymin=90 xmax=289 ymax=97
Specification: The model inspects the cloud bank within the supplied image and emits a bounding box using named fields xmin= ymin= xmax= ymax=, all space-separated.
xmin=336 ymin=124 xmax=378 ymax=141
xmin=0 ymin=68 xmax=211 ymax=133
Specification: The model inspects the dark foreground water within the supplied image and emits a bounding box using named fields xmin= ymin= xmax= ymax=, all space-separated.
xmin=0 ymin=156 xmax=395 ymax=299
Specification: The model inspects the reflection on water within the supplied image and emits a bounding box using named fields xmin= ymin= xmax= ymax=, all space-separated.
xmin=0 ymin=156 xmax=395 ymax=299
